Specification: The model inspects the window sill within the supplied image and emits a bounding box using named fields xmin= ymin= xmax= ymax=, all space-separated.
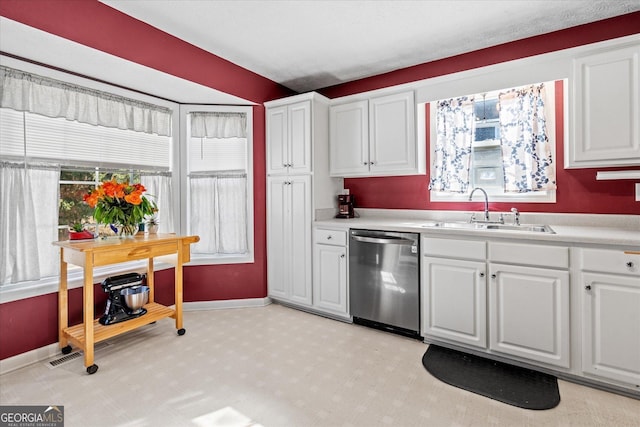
xmin=0 ymin=261 xmax=174 ymax=304
xmin=186 ymin=252 xmax=255 ymax=266
xmin=430 ymin=190 xmax=556 ymax=203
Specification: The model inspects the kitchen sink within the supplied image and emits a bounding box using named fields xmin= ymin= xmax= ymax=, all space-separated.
xmin=421 ymin=221 xmax=555 ymax=233
xmin=484 ymin=224 xmax=555 ymax=233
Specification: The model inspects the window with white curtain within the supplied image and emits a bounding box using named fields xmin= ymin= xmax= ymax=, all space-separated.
xmin=0 ymin=63 xmax=177 ymax=300
xmin=428 ymin=80 xmax=559 ymax=203
xmin=180 ymin=105 xmax=254 ymax=264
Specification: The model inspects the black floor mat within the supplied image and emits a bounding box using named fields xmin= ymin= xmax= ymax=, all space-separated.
xmin=422 ymin=345 xmax=560 ymax=410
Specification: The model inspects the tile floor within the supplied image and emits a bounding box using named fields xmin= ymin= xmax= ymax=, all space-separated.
xmin=1 ymin=304 xmax=639 ymax=427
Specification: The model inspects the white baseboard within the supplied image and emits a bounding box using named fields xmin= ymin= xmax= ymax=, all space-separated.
xmin=183 ymin=297 xmax=271 ymax=311
xmin=0 ymin=342 xmax=60 ymax=375
xmin=0 ymin=298 xmax=271 ymax=375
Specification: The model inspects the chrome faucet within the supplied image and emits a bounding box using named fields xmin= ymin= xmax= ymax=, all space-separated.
xmin=511 ymin=207 xmax=520 ymax=225
xmin=469 ymin=187 xmax=490 ymax=222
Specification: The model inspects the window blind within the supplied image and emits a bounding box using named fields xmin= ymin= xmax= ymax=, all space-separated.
xmin=188 ymin=137 xmax=247 ymax=172
xmin=0 ymin=108 xmax=170 ymax=169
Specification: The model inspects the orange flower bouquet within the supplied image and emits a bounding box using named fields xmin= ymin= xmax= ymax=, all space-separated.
xmin=83 ymin=179 xmax=156 ymax=236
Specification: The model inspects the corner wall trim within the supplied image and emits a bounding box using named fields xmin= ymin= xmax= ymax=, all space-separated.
xmin=183 ymin=297 xmax=272 ymax=311
xmin=0 ymin=298 xmax=272 ymax=375
xmin=0 ymin=343 xmax=60 ymax=375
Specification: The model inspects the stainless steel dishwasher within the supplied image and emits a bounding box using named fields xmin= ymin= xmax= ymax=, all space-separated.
xmin=349 ymin=229 xmax=420 ymax=338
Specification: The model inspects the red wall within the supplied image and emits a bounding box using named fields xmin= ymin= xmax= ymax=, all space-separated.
xmin=319 ymin=13 xmax=640 ymax=215
xmin=0 ymin=3 xmax=639 ymax=360
xmin=344 ymin=82 xmax=640 ymax=214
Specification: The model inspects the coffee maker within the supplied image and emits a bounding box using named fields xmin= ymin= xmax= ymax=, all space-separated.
xmin=336 ymin=194 xmax=355 ymax=218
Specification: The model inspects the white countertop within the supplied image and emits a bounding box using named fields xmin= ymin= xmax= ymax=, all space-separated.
xmin=315 ymin=210 xmax=640 ymax=247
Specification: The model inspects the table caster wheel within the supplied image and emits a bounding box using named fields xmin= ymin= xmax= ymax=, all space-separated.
xmin=86 ymin=364 xmax=99 ymax=375
xmin=61 ymin=345 xmax=72 ymax=355
xmin=177 ymin=328 xmax=186 ymax=336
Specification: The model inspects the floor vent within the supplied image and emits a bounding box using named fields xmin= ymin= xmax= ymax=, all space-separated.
xmin=46 ymin=342 xmax=111 ymax=369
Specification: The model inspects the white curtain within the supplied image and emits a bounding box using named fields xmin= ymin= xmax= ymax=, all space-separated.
xmin=0 ymin=163 xmax=60 ymax=285
xmin=140 ymin=173 xmax=174 ymax=233
xmin=0 ymin=66 xmax=172 ymax=136
xmin=190 ymin=112 xmax=247 ymax=138
xmin=499 ymin=83 xmax=556 ymax=192
xmin=189 ymin=173 xmax=248 ymax=255
xmin=429 ymin=97 xmax=475 ymax=192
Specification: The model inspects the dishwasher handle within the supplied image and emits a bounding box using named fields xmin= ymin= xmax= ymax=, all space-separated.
xmin=351 ymin=235 xmax=415 ymax=245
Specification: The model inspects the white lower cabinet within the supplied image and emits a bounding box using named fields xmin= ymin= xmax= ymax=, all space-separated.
xmin=422 ymin=237 xmax=571 ymax=369
xmin=579 ymin=248 xmax=640 ymax=389
xmin=422 ymin=256 xmax=486 ymax=349
xmin=488 ymin=263 xmax=570 ymax=368
xmin=313 ymin=228 xmax=348 ymax=318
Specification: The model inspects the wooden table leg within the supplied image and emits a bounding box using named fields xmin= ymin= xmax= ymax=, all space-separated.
xmin=175 ymin=244 xmax=184 ymax=331
xmin=83 ymin=256 xmax=95 ymax=372
xmin=147 ymin=257 xmax=155 ymax=303
xmin=58 ymin=249 xmax=68 ymax=350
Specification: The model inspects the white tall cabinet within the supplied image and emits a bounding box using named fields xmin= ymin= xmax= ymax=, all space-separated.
xmin=265 ymin=92 xmax=343 ymax=309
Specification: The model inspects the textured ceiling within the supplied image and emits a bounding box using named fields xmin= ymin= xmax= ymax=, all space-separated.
xmin=101 ymin=0 xmax=640 ymax=92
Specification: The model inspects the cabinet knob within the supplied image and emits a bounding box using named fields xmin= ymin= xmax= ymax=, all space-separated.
xmin=340 ymin=254 xmax=345 ymax=258
xmin=363 ymin=162 xmax=369 ymax=165
xmin=626 ymin=261 xmax=634 ymax=268
xmin=370 ymin=161 xmax=375 ymax=165
xmin=327 ymin=235 xmax=332 ymax=240
xmin=585 ymin=284 xmax=592 ymax=291
xmin=491 ymin=274 xmax=497 ymax=279
xmin=479 ymin=272 xmax=485 ymax=278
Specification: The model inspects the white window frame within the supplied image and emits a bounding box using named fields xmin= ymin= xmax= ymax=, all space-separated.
xmin=428 ymin=81 xmax=560 ymax=203
xmin=0 ymin=57 xmax=180 ymax=304
xmin=179 ymin=104 xmax=255 ymax=266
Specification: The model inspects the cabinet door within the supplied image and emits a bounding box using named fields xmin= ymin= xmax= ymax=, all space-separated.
xmin=570 ymin=43 xmax=640 ymax=167
xmin=266 ymin=106 xmax=289 ymax=175
xmin=266 ymin=177 xmax=288 ymax=299
xmin=369 ymin=91 xmax=417 ymax=174
xmin=582 ymin=272 xmax=640 ymax=387
xmin=329 ymin=100 xmax=369 ymax=176
xmin=288 ymin=101 xmax=312 ymax=174
xmin=313 ymin=244 xmax=348 ymax=315
xmin=489 ymin=263 xmax=570 ymax=368
xmin=422 ymin=257 xmax=487 ymax=349
xmin=288 ymin=175 xmax=312 ymax=306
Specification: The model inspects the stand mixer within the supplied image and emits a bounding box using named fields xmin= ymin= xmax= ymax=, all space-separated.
xmin=99 ymin=273 xmax=149 ymax=325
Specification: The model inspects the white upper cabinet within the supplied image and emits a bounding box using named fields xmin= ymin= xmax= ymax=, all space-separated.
xmin=569 ymin=41 xmax=640 ymax=168
xmin=330 ymin=91 xmax=423 ymax=177
xmin=267 ymin=100 xmax=312 ymax=175
xmin=329 ymin=100 xmax=369 ymax=176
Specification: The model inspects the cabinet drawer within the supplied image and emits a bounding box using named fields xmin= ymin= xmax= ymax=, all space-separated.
xmin=422 ymin=237 xmax=486 ymax=260
xmin=488 ymin=242 xmax=568 ymax=269
xmin=92 ymin=241 xmax=179 ymax=266
xmin=315 ymin=228 xmax=347 ymax=246
xmin=579 ymin=248 xmax=640 ymax=276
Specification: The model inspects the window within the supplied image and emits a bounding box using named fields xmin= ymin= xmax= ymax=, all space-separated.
xmin=1 ymin=63 xmax=255 ymax=302
xmin=428 ymin=80 xmax=559 ymax=203
xmin=0 ymin=63 xmax=177 ymax=301
xmin=179 ymin=105 xmax=254 ymax=264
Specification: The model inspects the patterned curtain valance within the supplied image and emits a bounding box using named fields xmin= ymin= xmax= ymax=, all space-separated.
xmin=499 ymin=83 xmax=556 ymax=192
xmin=190 ymin=112 xmax=247 ymax=138
xmin=0 ymin=66 xmax=172 ymax=136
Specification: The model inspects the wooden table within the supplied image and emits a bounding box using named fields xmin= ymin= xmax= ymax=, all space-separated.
xmin=53 ymin=234 xmax=199 ymax=374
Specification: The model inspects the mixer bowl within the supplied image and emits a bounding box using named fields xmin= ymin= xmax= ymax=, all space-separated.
xmin=121 ymin=286 xmax=149 ymax=313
